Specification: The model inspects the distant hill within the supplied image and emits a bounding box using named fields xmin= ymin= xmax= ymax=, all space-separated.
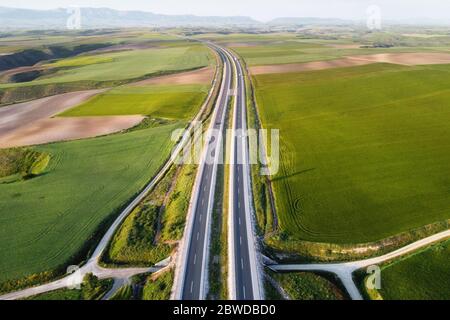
xmin=0 ymin=7 xmax=260 ymax=29
xmin=0 ymin=7 xmax=448 ymax=30
xmin=267 ymin=17 xmax=355 ymax=26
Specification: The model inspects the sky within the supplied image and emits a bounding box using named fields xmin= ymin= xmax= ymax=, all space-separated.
xmin=1 ymin=0 xmax=450 ymax=21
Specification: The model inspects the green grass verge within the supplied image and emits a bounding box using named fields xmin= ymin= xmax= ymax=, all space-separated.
xmin=253 ymin=63 xmax=450 ymax=244
xmin=142 ymin=269 xmax=174 ymax=300
xmin=160 ymin=165 xmax=197 ymax=241
xmin=272 ymin=272 xmax=346 ymax=300
xmin=110 ymin=284 xmax=134 ymax=300
xmin=0 ymin=122 xmax=182 ymax=291
xmin=102 ymin=166 xmax=178 ymax=267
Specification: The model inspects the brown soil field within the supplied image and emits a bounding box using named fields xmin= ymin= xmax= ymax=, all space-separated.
xmin=347 ymin=52 xmax=450 ymax=65
xmin=250 ymin=52 xmax=450 ymax=75
xmin=249 ymin=58 xmax=373 ymax=75
xmin=325 ymin=44 xmax=362 ymax=49
xmin=0 ymin=115 xmax=144 ymax=148
xmin=0 ymin=90 xmax=115 ymax=147
xmin=132 ymin=66 xmax=214 ymax=86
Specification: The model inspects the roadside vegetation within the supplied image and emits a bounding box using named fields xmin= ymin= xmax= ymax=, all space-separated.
xmin=26 ymin=274 xmax=112 ymax=300
xmin=109 ymin=284 xmax=134 ymax=300
xmin=271 ymin=271 xmax=346 ymax=300
xmin=141 ymin=269 xmax=174 ymax=300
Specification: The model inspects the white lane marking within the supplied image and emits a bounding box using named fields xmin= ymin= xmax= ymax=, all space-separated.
xmin=194 ymin=254 xmax=197 ymax=265
xmin=197 ymin=232 xmax=200 ymax=240
xmin=239 ymin=217 xmax=241 ymax=225
xmin=238 ymin=201 xmax=240 ymax=209
xmin=190 ymin=281 xmax=194 ymax=293
xmin=202 ymin=198 xmax=205 ymax=206
xmin=241 ymin=258 xmax=244 ymax=270
xmin=200 ymin=214 xmax=203 ymax=222
xmin=240 ymin=236 xmax=242 ymax=245
xmin=243 ymin=286 xmax=246 ymax=299
xmin=237 ymin=187 xmax=240 ymax=195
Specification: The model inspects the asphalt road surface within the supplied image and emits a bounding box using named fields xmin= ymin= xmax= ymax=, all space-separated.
xmin=228 ymin=49 xmax=262 ymax=300
xmin=180 ymin=46 xmax=232 ymax=299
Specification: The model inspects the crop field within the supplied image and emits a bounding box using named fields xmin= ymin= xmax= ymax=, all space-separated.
xmin=211 ymin=31 xmax=450 ymax=66
xmin=0 ymin=43 xmax=213 ymax=89
xmin=377 ymin=240 xmax=450 ymax=300
xmin=0 ymin=122 xmax=182 ymax=284
xmin=231 ymin=40 xmax=435 ymax=66
xmin=62 ymin=84 xmax=209 ymax=120
xmin=253 ymin=63 xmax=450 ymax=244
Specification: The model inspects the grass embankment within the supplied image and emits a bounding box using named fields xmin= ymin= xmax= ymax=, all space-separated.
xmin=27 ymin=274 xmax=112 ymax=300
xmin=103 ymin=162 xmax=198 ymax=267
xmin=253 ymin=63 xmax=450 ymax=245
xmin=0 ymin=122 xmax=182 ymax=293
xmin=102 ymin=167 xmax=175 ymax=266
xmin=141 ymin=269 xmax=174 ymax=300
xmin=368 ymin=240 xmax=450 ymax=300
xmin=272 ymin=272 xmax=346 ymax=300
xmin=110 ymin=285 xmax=134 ymax=300
xmin=0 ymin=148 xmax=49 ymax=183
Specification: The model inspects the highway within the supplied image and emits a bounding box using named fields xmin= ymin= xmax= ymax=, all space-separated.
xmin=226 ymin=48 xmax=263 ymax=300
xmin=175 ymin=45 xmax=232 ymax=300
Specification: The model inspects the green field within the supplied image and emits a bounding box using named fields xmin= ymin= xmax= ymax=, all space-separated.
xmin=0 ymin=44 xmax=213 ymax=89
xmin=253 ymin=63 xmax=450 ymax=244
xmin=273 ymin=272 xmax=346 ymax=300
xmin=62 ymin=84 xmax=208 ymax=119
xmin=374 ymin=240 xmax=450 ymax=300
xmin=230 ymin=39 xmax=433 ymax=66
xmin=0 ymin=122 xmax=182 ymax=286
